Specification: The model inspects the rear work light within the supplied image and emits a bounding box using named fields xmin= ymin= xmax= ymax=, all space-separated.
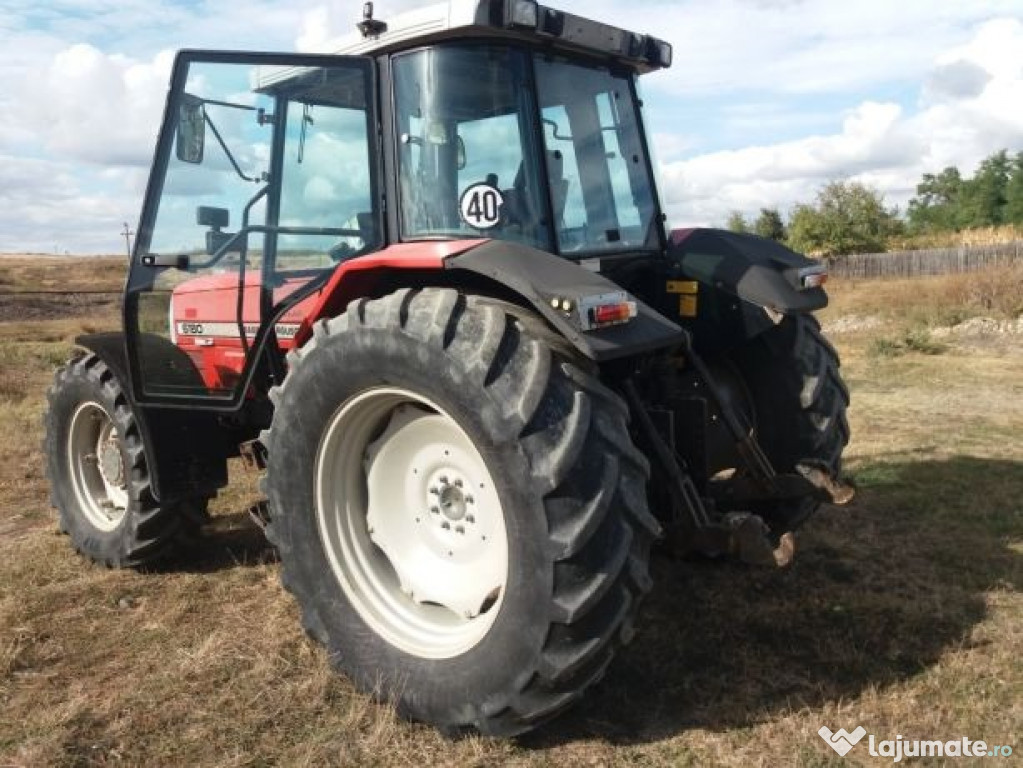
xmin=504 ymin=0 xmax=539 ymax=29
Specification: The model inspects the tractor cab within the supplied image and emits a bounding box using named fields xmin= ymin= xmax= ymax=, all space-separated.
xmin=124 ymin=0 xmax=673 ymax=406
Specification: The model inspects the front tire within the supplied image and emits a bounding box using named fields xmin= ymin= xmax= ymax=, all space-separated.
xmin=44 ymin=354 xmax=208 ymax=567
xmin=263 ymin=288 xmax=660 ymax=736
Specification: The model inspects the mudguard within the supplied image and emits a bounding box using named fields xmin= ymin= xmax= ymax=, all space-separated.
xmin=74 ymin=332 xmax=230 ymax=503
xmin=647 ymin=228 xmax=831 ymax=353
xmin=668 ymin=228 xmax=828 ymax=313
xmin=447 ymin=240 xmax=687 ymax=361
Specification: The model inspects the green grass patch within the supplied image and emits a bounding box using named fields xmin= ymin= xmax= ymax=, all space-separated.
xmin=867 ymin=328 xmax=947 ymax=358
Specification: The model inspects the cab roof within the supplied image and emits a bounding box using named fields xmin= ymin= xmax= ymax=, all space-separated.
xmin=315 ymin=0 xmax=672 ymax=74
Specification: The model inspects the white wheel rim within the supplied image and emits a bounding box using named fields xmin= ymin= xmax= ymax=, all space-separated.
xmin=314 ymin=387 xmax=509 ymax=659
xmin=67 ymin=402 xmax=129 ymax=531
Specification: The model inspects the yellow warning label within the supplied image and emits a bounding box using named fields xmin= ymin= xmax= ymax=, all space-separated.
xmin=679 ymin=294 xmax=698 ymax=317
xmin=667 ymin=280 xmax=699 ymax=295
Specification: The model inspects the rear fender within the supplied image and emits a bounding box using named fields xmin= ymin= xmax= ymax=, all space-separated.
xmin=446 ymin=241 xmax=686 ymax=361
xmin=666 ymin=228 xmax=829 ymax=352
xmin=299 ymin=240 xmax=686 ymax=362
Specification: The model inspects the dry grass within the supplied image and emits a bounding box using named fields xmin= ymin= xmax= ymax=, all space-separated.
xmin=822 ymin=263 xmax=1023 ymax=332
xmin=888 ymin=224 xmax=1023 ymax=252
xmin=0 ymin=255 xmax=126 ymax=294
xmin=1 ymin=259 xmax=1021 ymax=766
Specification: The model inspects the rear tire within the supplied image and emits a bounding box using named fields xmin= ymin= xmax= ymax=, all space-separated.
xmin=263 ymin=288 xmax=660 ymax=736
xmin=44 ymin=354 xmax=208 ymax=568
xmin=727 ymin=314 xmax=851 ymax=531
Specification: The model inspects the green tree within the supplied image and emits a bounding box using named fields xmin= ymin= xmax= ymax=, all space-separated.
xmin=787 ymin=181 xmax=903 ymax=258
xmin=907 ymin=166 xmax=964 ymax=232
xmin=725 ymin=210 xmax=750 ymax=233
xmin=1004 ymin=151 xmax=1023 ymax=225
xmin=753 ymin=207 xmax=786 ymax=241
xmin=959 ymin=149 xmax=1011 ymax=227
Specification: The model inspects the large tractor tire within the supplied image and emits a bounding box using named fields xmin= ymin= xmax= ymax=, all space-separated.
xmin=44 ymin=354 xmax=208 ymax=568
xmin=726 ymin=313 xmax=852 ymax=531
xmin=262 ymin=288 xmax=660 ymax=736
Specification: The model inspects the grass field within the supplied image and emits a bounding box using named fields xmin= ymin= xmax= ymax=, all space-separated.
xmin=0 ymin=256 xmax=1020 ymax=766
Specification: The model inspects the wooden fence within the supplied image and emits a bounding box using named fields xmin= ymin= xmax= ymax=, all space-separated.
xmin=829 ymin=241 xmax=1023 ymax=279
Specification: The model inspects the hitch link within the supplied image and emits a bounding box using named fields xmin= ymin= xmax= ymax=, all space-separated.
xmin=623 ymin=379 xmax=791 ymax=567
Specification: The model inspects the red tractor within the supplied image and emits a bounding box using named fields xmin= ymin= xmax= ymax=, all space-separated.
xmin=45 ymin=0 xmax=851 ymax=736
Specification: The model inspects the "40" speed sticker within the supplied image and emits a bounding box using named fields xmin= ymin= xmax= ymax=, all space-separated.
xmin=459 ymin=184 xmax=504 ymax=230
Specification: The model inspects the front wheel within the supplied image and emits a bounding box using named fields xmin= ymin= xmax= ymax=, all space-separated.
xmin=44 ymin=354 xmax=208 ymax=567
xmin=263 ymin=288 xmax=660 ymax=736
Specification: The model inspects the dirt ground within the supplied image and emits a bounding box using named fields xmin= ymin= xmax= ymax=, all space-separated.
xmin=0 ymin=257 xmax=1020 ymax=766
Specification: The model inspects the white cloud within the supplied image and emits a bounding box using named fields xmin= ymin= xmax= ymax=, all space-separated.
xmin=0 ymin=155 xmax=140 ymax=253
xmin=663 ymin=18 xmax=1023 ymax=226
xmin=31 ymin=44 xmax=174 ymax=167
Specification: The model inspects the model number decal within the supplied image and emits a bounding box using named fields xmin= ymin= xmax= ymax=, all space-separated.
xmin=175 ymin=321 xmax=300 ymax=339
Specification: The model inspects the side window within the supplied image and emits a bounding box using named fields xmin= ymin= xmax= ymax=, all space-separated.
xmin=277 ymin=97 xmax=376 ymax=270
xmin=535 ymin=56 xmax=657 ymax=254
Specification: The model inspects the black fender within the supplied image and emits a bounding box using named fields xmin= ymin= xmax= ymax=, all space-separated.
xmin=74 ymin=332 xmax=230 ymax=503
xmin=668 ymin=228 xmax=827 ymax=312
xmin=446 ymin=240 xmax=686 ymax=362
xmin=663 ymin=228 xmax=829 ymax=353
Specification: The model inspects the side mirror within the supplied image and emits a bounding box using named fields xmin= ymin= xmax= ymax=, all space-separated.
xmin=176 ymin=94 xmax=205 ymax=164
xmin=196 ymin=206 xmax=228 ymax=229
xmin=197 ymin=206 xmax=233 ymax=255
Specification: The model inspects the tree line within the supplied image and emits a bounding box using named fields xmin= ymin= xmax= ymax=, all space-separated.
xmin=724 ymin=148 xmax=1023 ymax=258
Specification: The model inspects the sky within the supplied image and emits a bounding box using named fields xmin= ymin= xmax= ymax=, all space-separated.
xmin=1 ymin=0 xmax=1022 ymax=253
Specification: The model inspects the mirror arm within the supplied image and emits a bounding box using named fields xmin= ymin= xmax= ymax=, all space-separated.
xmin=205 ymin=114 xmax=260 ymax=183
xmin=202 ymin=98 xmax=258 ymax=113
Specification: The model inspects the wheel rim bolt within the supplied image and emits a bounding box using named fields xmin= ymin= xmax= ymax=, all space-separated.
xmin=429 ymin=487 xmax=439 ymax=495
xmin=454 ymin=478 xmax=463 ymax=488
xmin=430 ymin=506 xmax=439 ymax=514
xmin=466 ymin=514 xmax=475 ymax=524
xmin=455 ymin=525 xmax=465 ymax=535
xmin=441 ymin=521 xmax=450 ymax=530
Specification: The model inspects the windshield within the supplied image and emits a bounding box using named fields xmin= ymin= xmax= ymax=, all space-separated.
xmin=393 ymin=45 xmax=659 ymax=256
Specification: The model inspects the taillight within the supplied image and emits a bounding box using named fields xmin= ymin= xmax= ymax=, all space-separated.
xmin=798 ymin=265 xmax=828 ymax=289
xmin=572 ymin=291 xmax=639 ymax=331
xmin=590 ymin=301 xmax=637 ymax=328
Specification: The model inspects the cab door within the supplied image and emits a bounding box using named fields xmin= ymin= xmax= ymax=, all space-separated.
xmin=124 ymin=51 xmax=380 ymax=408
